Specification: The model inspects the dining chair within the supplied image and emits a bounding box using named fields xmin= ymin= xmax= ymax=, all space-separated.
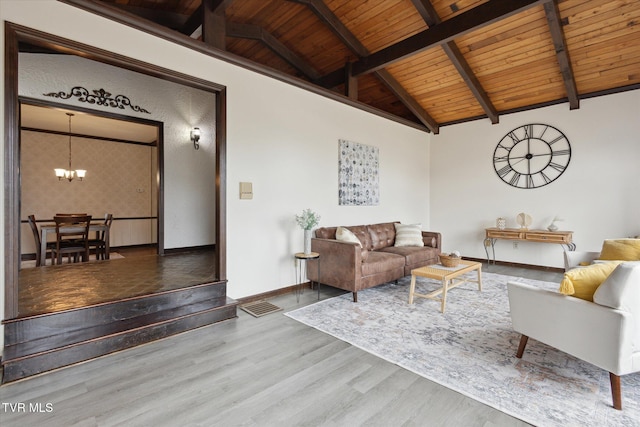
xmin=27 ymin=214 xmax=55 ymax=267
xmin=52 ymin=215 xmax=92 ymax=264
xmin=88 ymin=213 xmax=113 ymax=260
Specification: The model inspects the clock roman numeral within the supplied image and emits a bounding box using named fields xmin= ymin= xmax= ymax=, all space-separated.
xmin=526 ymin=175 xmax=534 ymax=188
xmin=540 ymin=171 xmax=552 ymax=184
xmin=553 ymin=149 xmax=570 ymax=156
xmin=497 ymin=164 xmax=513 ymax=177
xmin=539 ymin=125 xmax=549 ymax=139
xmin=510 ymin=172 xmax=521 ymax=186
xmin=548 ymin=162 xmax=566 ymax=172
xmin=507 ymin=132 xmax=520 ymax=144
xmin=523 ymin=124 xmax=533 ymax=139
xmin=548 ymin=135 xmax=566 ymax=145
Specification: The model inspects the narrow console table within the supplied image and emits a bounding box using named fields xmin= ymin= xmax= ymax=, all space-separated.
xmin=483 ymin=227 xmax=575 ymax=265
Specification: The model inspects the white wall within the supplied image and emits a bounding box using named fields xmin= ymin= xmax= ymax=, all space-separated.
xmin=430 ymin=90 xmax=640 ymax=268
xmin=0 ymin=0 xmax=432 ymax=350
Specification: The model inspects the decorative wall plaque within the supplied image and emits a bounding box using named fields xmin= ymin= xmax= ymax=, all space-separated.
xmin=44 ymin=86 xmax=150 ymax=114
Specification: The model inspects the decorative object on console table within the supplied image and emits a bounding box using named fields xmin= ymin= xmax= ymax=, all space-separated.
xmin=516 ymin=212 xmax=532 ymax=229
xmin=496 ymin=217 xmax=506 ymax=230
xmin=547 ymin=215 xmax=563 ymax=232
xmin=483 ymin=227 xmax=575 ymax=265
xmin=295 ymin=208 xmax=320 ymax=255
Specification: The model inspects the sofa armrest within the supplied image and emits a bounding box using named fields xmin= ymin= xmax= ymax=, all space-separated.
xmin=309 ymin=238 xmax=361 ymax=291
xmin=421 ymin=231 xmax=442 ymax=250
xmin=507 ymin=281 xmax=633 ymax=375
xmin=563 ymin=251 xmax=600 ymax=271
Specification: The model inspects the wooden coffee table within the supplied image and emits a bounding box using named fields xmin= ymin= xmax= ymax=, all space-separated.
xmin=408 ymin=260 xmax=482 ymax=313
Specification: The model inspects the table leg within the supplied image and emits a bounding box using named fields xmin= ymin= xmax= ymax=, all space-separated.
xmin=477 ymin=266 xmax=483 ymax=291
xmin=104 ymin=228 xmax=110 ymax=260
xmin=316 ymin=258 xmax=320 ymax=300
xmin=441 ymin=278 xmax=448 ymax=313
xmin=409 ymin=274 xmax=417 ymax=304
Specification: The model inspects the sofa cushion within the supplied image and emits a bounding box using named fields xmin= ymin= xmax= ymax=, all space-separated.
xmin=337 ymin=226 xmax=369 ymax=261
xmin=598 ymin=239 xmax=640 ymax=261
xmin=380 ymin=245 xmax=437 ymax=266
xmin=559 ymin=261 xmax=622 ymax=301
xmin=367 ymin=222 xmax=397 ymax=250
xmin=394 ymin=223 xmax=424 ymax=247
xmin=346 ymin=225 xmax=372 ymax=251
xmin=361 ymin=251 xmax=405 ymax=277
xmin=314 ymin=227 xmax=337 ymax=240
xmin=336 ymin=226 xmax=362 ymax=246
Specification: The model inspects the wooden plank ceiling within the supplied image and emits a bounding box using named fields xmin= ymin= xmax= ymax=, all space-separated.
xmin=96 ymin=0 xmax=640 ymax=133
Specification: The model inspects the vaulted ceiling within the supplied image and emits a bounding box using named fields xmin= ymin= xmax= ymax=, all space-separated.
xmin=88 ymin=0 xmax=639 ymax=133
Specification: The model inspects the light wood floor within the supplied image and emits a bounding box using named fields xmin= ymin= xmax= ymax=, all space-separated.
xmin=0 ymin=263 xmax=562 ymax=427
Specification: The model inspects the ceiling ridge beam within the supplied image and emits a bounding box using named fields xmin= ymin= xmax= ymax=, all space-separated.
xmin=544 ymin=0 xmax=579 ymax=110
xmin=227 ymin=22 xmax=322 ymax=81
xmin=412 ymin=0 xmax=498 ymax=124
xmin=290 ymin=0 xmax=439 ymax=133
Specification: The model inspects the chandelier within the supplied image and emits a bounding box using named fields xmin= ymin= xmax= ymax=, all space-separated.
xmin=54 ymin=113 xmax=86 ymax=181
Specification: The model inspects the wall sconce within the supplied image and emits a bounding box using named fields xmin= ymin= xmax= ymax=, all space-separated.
xmin=190 ymin=127 xmax=201 ymax=150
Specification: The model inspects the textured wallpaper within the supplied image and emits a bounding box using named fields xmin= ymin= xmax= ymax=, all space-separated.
xmin=21 ymin=130 xmax=156 ymax=221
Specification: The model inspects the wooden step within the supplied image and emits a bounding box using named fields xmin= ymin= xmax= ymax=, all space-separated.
xmin=1 ymin=283 xmax=237 ymax=383
xmin=4 ymin=281 xmax=229 ymax=346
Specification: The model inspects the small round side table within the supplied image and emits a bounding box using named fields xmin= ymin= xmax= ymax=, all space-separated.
xmin=294 ymin=252 xmax=320 ymax=302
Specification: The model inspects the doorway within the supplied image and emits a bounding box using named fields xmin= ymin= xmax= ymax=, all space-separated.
xmin=4 ymin=23 xmax=227 ymax=320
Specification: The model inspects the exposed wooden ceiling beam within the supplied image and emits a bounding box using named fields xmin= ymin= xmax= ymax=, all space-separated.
xmin=101 ymin=3 xmax=189 ymax=30
xmin=290 ymin=0 xmax=439 ymax=133
xmin=322 ymin=0 xmax=544 ymax=83
xmin=202 ymin=0 xmax=234 ymax=50
xmin=544 ymin=0 xmax=579 ymax=110
xmin=227 ymin=22 xmax=322 ymax=81
xmin=181 ymin=4 xmax=204 ymax=36
xmin=411 ymin=0 xmax=499 ymax=124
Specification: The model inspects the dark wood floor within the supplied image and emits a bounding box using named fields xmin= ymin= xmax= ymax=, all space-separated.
xmin=17 ymin=247 xmax=216 ymax=317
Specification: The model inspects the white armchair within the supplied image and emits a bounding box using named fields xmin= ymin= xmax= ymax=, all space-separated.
xmin=507 ymin=261 xmax=640 ymax=410
xmin=564 ymin=238 xmax=640 ymax=271
xmin=563 ymin=250 xmax=600 ymax=271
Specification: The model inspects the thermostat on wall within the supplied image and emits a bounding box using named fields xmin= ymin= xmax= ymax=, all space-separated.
xmin=240 ymin=182 xmax=253 ymax=199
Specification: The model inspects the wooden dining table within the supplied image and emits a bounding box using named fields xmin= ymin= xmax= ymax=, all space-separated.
xmin=40 ymin=222 xmax=111 ymax=262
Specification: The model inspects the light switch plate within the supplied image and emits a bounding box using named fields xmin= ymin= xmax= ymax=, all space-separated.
xmin=240 ymin=182 xmax=253 ymax=199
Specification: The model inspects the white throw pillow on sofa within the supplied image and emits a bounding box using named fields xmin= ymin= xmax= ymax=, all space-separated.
xmin=394 ymin=223 xmax=424 ymax=247
xmin=336 ymin=226 xmax=362 ymax=247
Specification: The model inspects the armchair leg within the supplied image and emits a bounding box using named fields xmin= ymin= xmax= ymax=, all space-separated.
xmin=516 ymin=335 xmax=529 ymax=358
xmin=610 ymin=372 xmax=622 ymax=410
xmin=352 ymin=292 xmax=358 ymax=302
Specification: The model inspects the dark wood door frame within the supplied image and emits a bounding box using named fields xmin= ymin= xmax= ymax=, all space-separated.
xmin=4 ymin=22 xmax=227 ymax=319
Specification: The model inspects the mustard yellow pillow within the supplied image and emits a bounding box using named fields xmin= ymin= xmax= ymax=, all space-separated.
xmin=559 ymin=262 xmax=622 ymax=301
xmin=598 ymin=239 xmax=640 ymax=261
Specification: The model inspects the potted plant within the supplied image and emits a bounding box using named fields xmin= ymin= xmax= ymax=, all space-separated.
xmin=295 ymin=209 xmax=321 ymax=254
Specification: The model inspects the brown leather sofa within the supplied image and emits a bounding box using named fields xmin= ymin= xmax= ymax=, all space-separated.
xmin=308 ymin=222 xmax=441 ymax=302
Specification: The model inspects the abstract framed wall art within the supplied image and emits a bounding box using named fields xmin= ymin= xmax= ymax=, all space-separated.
xmin=338 ymin=139 xmax=379 ymax=206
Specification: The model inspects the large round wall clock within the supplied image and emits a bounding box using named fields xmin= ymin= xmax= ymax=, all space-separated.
xmin=493 ymin=123 xmax=571 ymax=189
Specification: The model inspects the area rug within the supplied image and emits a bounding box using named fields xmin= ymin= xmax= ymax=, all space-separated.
xmin=285 ymin=272 xmax=640 ymax=427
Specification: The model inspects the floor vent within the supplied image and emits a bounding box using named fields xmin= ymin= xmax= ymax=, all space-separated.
xmin=240 ymin=301 xmax=282 ymax=318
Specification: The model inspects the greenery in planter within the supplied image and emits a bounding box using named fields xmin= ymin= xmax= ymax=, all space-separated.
xmin=295 ymin=208 xmax=321 ymax=230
